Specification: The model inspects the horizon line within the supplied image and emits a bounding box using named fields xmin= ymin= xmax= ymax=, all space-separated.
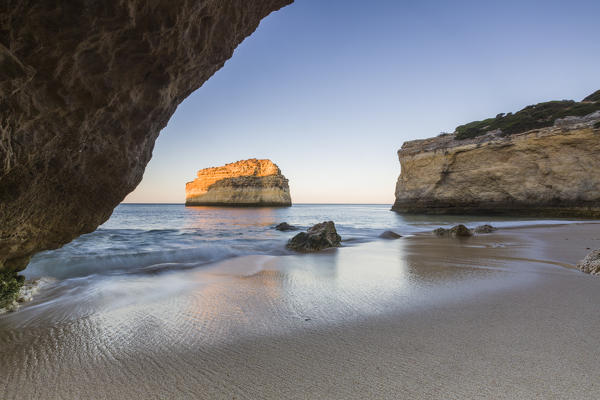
xmin=120 ymin=202 xmax=393 ymax=205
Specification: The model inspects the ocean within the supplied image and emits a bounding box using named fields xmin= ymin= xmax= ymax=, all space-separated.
xmin=3 ymin=204 xmax=599 ymax=399
xmin=24 ymin=203 xmax=581 ymax=280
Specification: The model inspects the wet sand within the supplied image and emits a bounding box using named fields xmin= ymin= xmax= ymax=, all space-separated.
xmin=1 ymin=223 xmax=600 ymax=399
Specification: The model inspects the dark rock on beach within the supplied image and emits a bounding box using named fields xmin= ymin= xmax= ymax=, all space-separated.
xmin=379 ymin=230 xmax=402 ymax=239
xmin=474 ymin=224 xmax=497 ymax=234
xmin=450 ymin=225 xmax=473 ymax=237
xmin=286 ymin=221 xmax=342 ymax=252
xmin=275 ymin=222 xmax=298 ymax=231
xmin=433 ymin=227 xmax=448 ymax=236
xmin=434 ymin=224 xmax=473 ymax=237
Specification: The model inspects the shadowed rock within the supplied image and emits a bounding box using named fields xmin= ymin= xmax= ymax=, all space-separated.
xmin=379 ymin=230 xmax=402 ymax=239
xmin=275 ymin=222 xmax=298 ymax=231
xmin=286 ymin=221 xmax=341 ymax=252
xmin=434 ymin=224 xmax=473 ymax=237
xmin=0 ymin=0 xmax=293 ymax=272
xmin=577 ymin=249 xmax=600 ymax=275
xmin=474 ymin=224 xmax=497 ymax=234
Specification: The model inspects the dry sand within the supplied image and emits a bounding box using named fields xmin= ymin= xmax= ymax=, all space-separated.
xmin=1 ymin=223 xmax=600 ymax=399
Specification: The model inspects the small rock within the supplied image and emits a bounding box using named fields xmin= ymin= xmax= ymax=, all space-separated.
xmin=577 ymin=249 xmax=600 ymax=275
xmin=450 ymin=224 xmax=473 ymax=237
xmin=433 ymin=227 xmax=448 ymax=236
xmin=379 ymin=230 xmax=402 ymax=239
xmin=433 ymin=224 xmax=472 ymax=237
xmin=286 ymin=221 xmax=341 ymax=252
xmin=474 ymin=224 xmax=497 ymax=234
xmin=274 ymin=222 xmax=298 ymax=231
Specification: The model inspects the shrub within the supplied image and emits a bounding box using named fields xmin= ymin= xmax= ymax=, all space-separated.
xmin=583 ymin=89 xmax=600 ymax=102
xmin=0 ymin=271 xmax=24 ymax=309
xmin=455 ymin=93 xmax=600 ymax=140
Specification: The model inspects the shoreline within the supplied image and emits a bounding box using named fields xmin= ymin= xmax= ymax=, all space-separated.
xmin=4 ymin=220 xmax=599 ymax=312
xmin=1 ymin=223 xmax=600 ymax=399
xmin=391 ymin=203 xmax=600 ymax=218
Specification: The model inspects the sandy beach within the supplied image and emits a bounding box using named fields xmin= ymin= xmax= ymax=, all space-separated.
xmin=3 ymin=2 xmax=599 ymax=399
xmin=1 ymin=223 xmax=600 ymax=399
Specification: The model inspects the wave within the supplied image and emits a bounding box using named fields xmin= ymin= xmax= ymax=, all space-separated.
xmin=24 ymin=210 xmax=595 ymax=281
xmin=25 ymin=240 xmax=289 ymax=280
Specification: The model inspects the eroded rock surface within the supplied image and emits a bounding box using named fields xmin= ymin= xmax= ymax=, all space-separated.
xmin=185 ymin=159 xmax=291 ymax=206
xmin=577 ymin=249 xmax=600 ymax=275
xmin=0 ymin=0 xmax=292 ymax=271
xmin=433 ymin=225 xmax=473 ymax=237
xmin=392 ymin=93 xmax=600 ymax=216
xmin=286 ymin=221 xmax=341 ymax=252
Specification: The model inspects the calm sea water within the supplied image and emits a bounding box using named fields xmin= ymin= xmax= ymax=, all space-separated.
xmin=25 ymin=204 xmax=585 ymax=280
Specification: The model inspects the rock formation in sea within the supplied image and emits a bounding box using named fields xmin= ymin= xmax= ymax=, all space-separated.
xmin=185 ymin=159 xmax=292 ymax=206
xmin=379 ymin=230 xmax=402 ymax=239
xmin=392 ymin=91 xmax=600 ymax=216
xmin=274 ymin=222 xmax=298 ymax=231
xmin=0 ymin=0 xmax=293 ymax=274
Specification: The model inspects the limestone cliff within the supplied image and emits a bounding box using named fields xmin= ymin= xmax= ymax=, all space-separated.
xmin=392 ymin=108 xmax=600 ymax=216
xmin=0 ymin=0 xmax=292 ymax=272
xmin=185 ymin=159 xmax=291 ymax=206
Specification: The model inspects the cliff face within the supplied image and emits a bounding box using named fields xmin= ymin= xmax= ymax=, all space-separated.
xmin=0 ymin=0 xmax=292 ymax=272
xmin=185 ymin=159 xmax=291 ymax=206
xmin=392 ymin=112 xmax=600 ymax=216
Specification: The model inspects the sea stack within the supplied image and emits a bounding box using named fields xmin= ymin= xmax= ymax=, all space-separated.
xmin=392 ymin=91 xmax=600 ymax=217
xmin=185 ymin=159 xmax=292 ymax=207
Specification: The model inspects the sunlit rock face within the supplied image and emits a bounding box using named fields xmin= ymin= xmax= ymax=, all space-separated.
xmin=392 ymin=112 xmax=600 ymax=216
xmin=185 ymin=159 xmax=291 ymax=206
xmin=0 ymin=0 xmax=292 ymax=271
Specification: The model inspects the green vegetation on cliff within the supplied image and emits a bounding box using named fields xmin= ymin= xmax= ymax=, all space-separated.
xmin=455 ymin=91 xmax=600 ymax=140
xmin=0 ymin=271 xmax=24 ymax=309
xmin=583 ymin=90 xmax=600 ymax=102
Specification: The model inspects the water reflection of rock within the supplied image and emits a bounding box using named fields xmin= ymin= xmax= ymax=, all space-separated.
xmin=182 ymin=258 xmax=288 ymax=339
xmin=183 ymin=206 xmax=278 ymax=230
xmin=401 ymin=234 xmax=513 ymax=285
xmin=179 ymin=235 xmax=524 ymax=339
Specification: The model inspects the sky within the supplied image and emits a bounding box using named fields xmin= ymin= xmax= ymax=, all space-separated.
xmin=123 ymin=0 xmax=600 ymax=204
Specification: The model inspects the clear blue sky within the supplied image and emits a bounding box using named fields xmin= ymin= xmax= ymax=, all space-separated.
xmin=124 ymin=0 xmax=600 ymax=204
